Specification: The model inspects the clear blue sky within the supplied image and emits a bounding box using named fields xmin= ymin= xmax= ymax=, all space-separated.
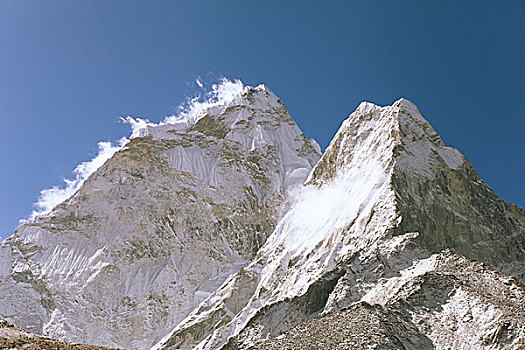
xmin=1 ymin=1 xmax=524 ymax=238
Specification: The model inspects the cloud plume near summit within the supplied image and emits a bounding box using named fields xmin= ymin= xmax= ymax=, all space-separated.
xmin=123 ymin=77 xmax=244 ymax=138
xmin=27 ymin=138 xmax=128 ymax=221
xmin=26 ymin=77 xmax=244 ymax=222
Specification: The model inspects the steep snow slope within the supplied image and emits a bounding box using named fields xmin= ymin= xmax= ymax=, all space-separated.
xmin=0 ymin=84 xmax=321 ymax=349
xmin=154 ymin=98 xmax=525 ymax=349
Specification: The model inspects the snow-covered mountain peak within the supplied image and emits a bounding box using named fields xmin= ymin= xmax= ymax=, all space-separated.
xmin=0 ymin=82 xmax=322 ymax=349
xmin=232 ymin=84 xmax=282 ymax=110
xmin=154 ymin=98 xmax=525 ymax=350
xmin=306 ymin=97 xmax=465 ymax=186
xmin=354 ymin=100 xmax=379 ymax=114
xmin=127 ymin=83 xmax=294 ymax=147
xmin=393 ymin=96 xmax=418 ymax=109
xmin=353 ymin=97 xmax=419 ymax=115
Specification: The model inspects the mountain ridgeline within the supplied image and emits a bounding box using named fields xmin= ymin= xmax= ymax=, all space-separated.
xmin=1 ymin=84 xmax=524 ymax=350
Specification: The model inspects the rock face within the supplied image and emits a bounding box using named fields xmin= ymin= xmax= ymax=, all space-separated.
xmin=0 ymin=84 xmax=321 ymax=349
xmin=153 ymin=98 xmax=525 ymax=350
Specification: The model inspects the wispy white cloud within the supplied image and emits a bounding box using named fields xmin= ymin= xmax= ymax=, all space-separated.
xmin=123 ymin=77 xmax=244 ymax=137
xmin=26 ymin=77 xmax=244 ymax=222
xmin=168 ymin=77 xmax=244 ymax=123
xmin=195 ymin=77 xmax=204 ymax=88
xmin=25 ymin=138 xmax=128 ymax=221
xmin=121 ymin=116 xmax=157 ymax=138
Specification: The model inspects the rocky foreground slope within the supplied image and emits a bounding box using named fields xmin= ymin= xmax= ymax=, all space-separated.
xmin=0 ymin=320 xmax=115 ymax=350
xmin=252 ymin=251 xmax=525 ymax=350
xmin=0 ymin=82 xmax=524 ymax=350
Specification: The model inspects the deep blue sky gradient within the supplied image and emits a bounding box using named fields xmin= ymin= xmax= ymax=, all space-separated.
xmin=1 ymin=1 xmax=524 ymax=238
